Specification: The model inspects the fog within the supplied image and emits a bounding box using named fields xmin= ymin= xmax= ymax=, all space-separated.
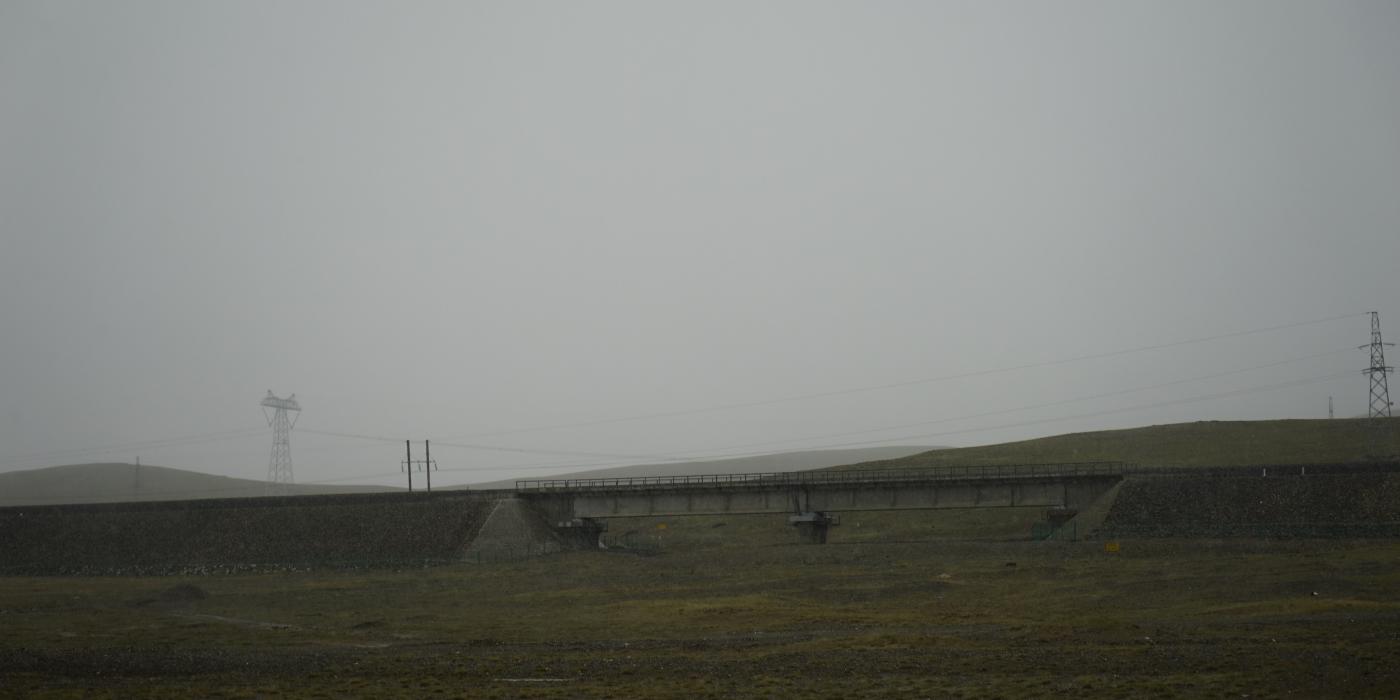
xmin=2 ymin=1 xmax=1398 ymax=488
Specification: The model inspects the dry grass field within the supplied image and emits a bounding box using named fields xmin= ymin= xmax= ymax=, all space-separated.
xmin=3 ymin=532 xmax=1399 ymax=699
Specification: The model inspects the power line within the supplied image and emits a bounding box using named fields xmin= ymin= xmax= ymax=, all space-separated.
xmin=653 ymin=347 xmax=1357 ymax=456
xmin=403 ymin=346 xmax=1356 ymax=469
xmin=296 ymin=428 xmax=678 ymax=462
xmin=2 ymin=313 xmax=1361 ymax=474
xmin=435 ymin=368 xmax=1358 ymax=479
xmin=428 ymin=440 xmax=680 ymax=462
xmin=0 ymin=370 xmax=1358 ymax=502
xmin=729 ymin=370 xmax=1357 ymax=454
xmin=2 ymin=313 xmax=1363 ymax=487
xmin=298 ymin=428 xmax=401 ymax=444
xmin=299 ymin=349 xmax=1358 ymax=475
xmin=439 ymin=312 xmax=1365 ymax=441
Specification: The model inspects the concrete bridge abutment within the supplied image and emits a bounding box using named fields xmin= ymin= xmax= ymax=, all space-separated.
xmin=788 ymin=511 xmax=838 ymax=544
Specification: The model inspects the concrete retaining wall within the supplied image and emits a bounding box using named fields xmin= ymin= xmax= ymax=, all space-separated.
xmin=0 ymin=491 xmax=506 ymax=575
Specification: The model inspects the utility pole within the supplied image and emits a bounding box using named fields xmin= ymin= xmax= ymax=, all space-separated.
xmin=425 ymin=440 xmax=434 ymax=492
xmin=1329 ymin=396 xmax=1334 ymax=419
xmin=261 ymin=391 xmax=301 ymax=496
xmin=401 ymin=440 xmax=438 ymax=492
xmin=1361 ymin=311 xmax=1395 ymax=459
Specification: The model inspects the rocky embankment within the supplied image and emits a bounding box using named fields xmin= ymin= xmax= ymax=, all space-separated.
xmin=0 ymin=491 xmax=504 ymax=575
xmin=1097 ymin=468 xmax=1400 ymax=538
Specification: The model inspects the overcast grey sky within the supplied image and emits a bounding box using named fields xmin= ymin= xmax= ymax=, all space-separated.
xmin=2 ymin=1 xmax=1397 ymax=488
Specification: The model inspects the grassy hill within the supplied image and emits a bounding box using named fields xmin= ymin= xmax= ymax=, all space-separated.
xmin=846 ymin=418 xmax=1400 ymax=470
xmin=0 ymin=463 xmax=396 ymax=507
xmin=467 ymin=446 xmax=938 ymax=489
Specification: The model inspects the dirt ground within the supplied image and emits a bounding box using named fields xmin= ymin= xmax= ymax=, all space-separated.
xmin=2 ymin=536 xmax=1399 ymax=698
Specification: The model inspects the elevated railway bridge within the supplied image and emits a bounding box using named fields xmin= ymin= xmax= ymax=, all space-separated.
xmin=516 ymin=462 xmax=1126 ymax=543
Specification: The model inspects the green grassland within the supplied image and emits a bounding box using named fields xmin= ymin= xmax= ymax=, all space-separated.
xmin=3 ymin=539 xmax=1399 ymax=698
xmin=5 ymin=419 xmax=1400 ymax=697
xmin=0 ymin=463 xmax=395 ymax=507
xmin=850 ymin=418 xmax=1400 ymax=470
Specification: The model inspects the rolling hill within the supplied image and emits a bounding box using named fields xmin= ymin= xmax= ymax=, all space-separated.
xmin=9 ymin=418 xmax=1396 ymax=506
xmin=0 ymin=463 xmax=396 ymax=507
xmin=845 ymin=418 xmax=1400 ymax=470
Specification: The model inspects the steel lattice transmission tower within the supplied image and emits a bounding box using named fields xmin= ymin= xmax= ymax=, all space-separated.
xmin=261 ymin=391 xmax=301 ymax=495
xmin=1362 ymin=312 xmax=1394 ymax=419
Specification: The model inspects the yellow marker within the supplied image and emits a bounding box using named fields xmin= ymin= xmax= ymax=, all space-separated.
xmin=656 ymin=523 xmax=668 ymax=530
xmin=1104 ymin=541 xmax=1120 ymax=553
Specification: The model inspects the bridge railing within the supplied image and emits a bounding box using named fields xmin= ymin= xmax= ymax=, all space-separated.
xmin=515 ymin=461 xmax=1127 ymax=492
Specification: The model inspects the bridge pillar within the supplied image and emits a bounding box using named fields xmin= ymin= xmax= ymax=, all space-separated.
xmin=553 ymin=517 xmax=607 ymax=549
xmin=788 ymin=512 xmax=837 ymax=544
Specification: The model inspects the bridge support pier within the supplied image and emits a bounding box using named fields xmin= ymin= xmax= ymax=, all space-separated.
xmin=789 ymin=511 xmax=837 ymax=544
xmin=553 ymin=517 xmax=608 ymax=549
